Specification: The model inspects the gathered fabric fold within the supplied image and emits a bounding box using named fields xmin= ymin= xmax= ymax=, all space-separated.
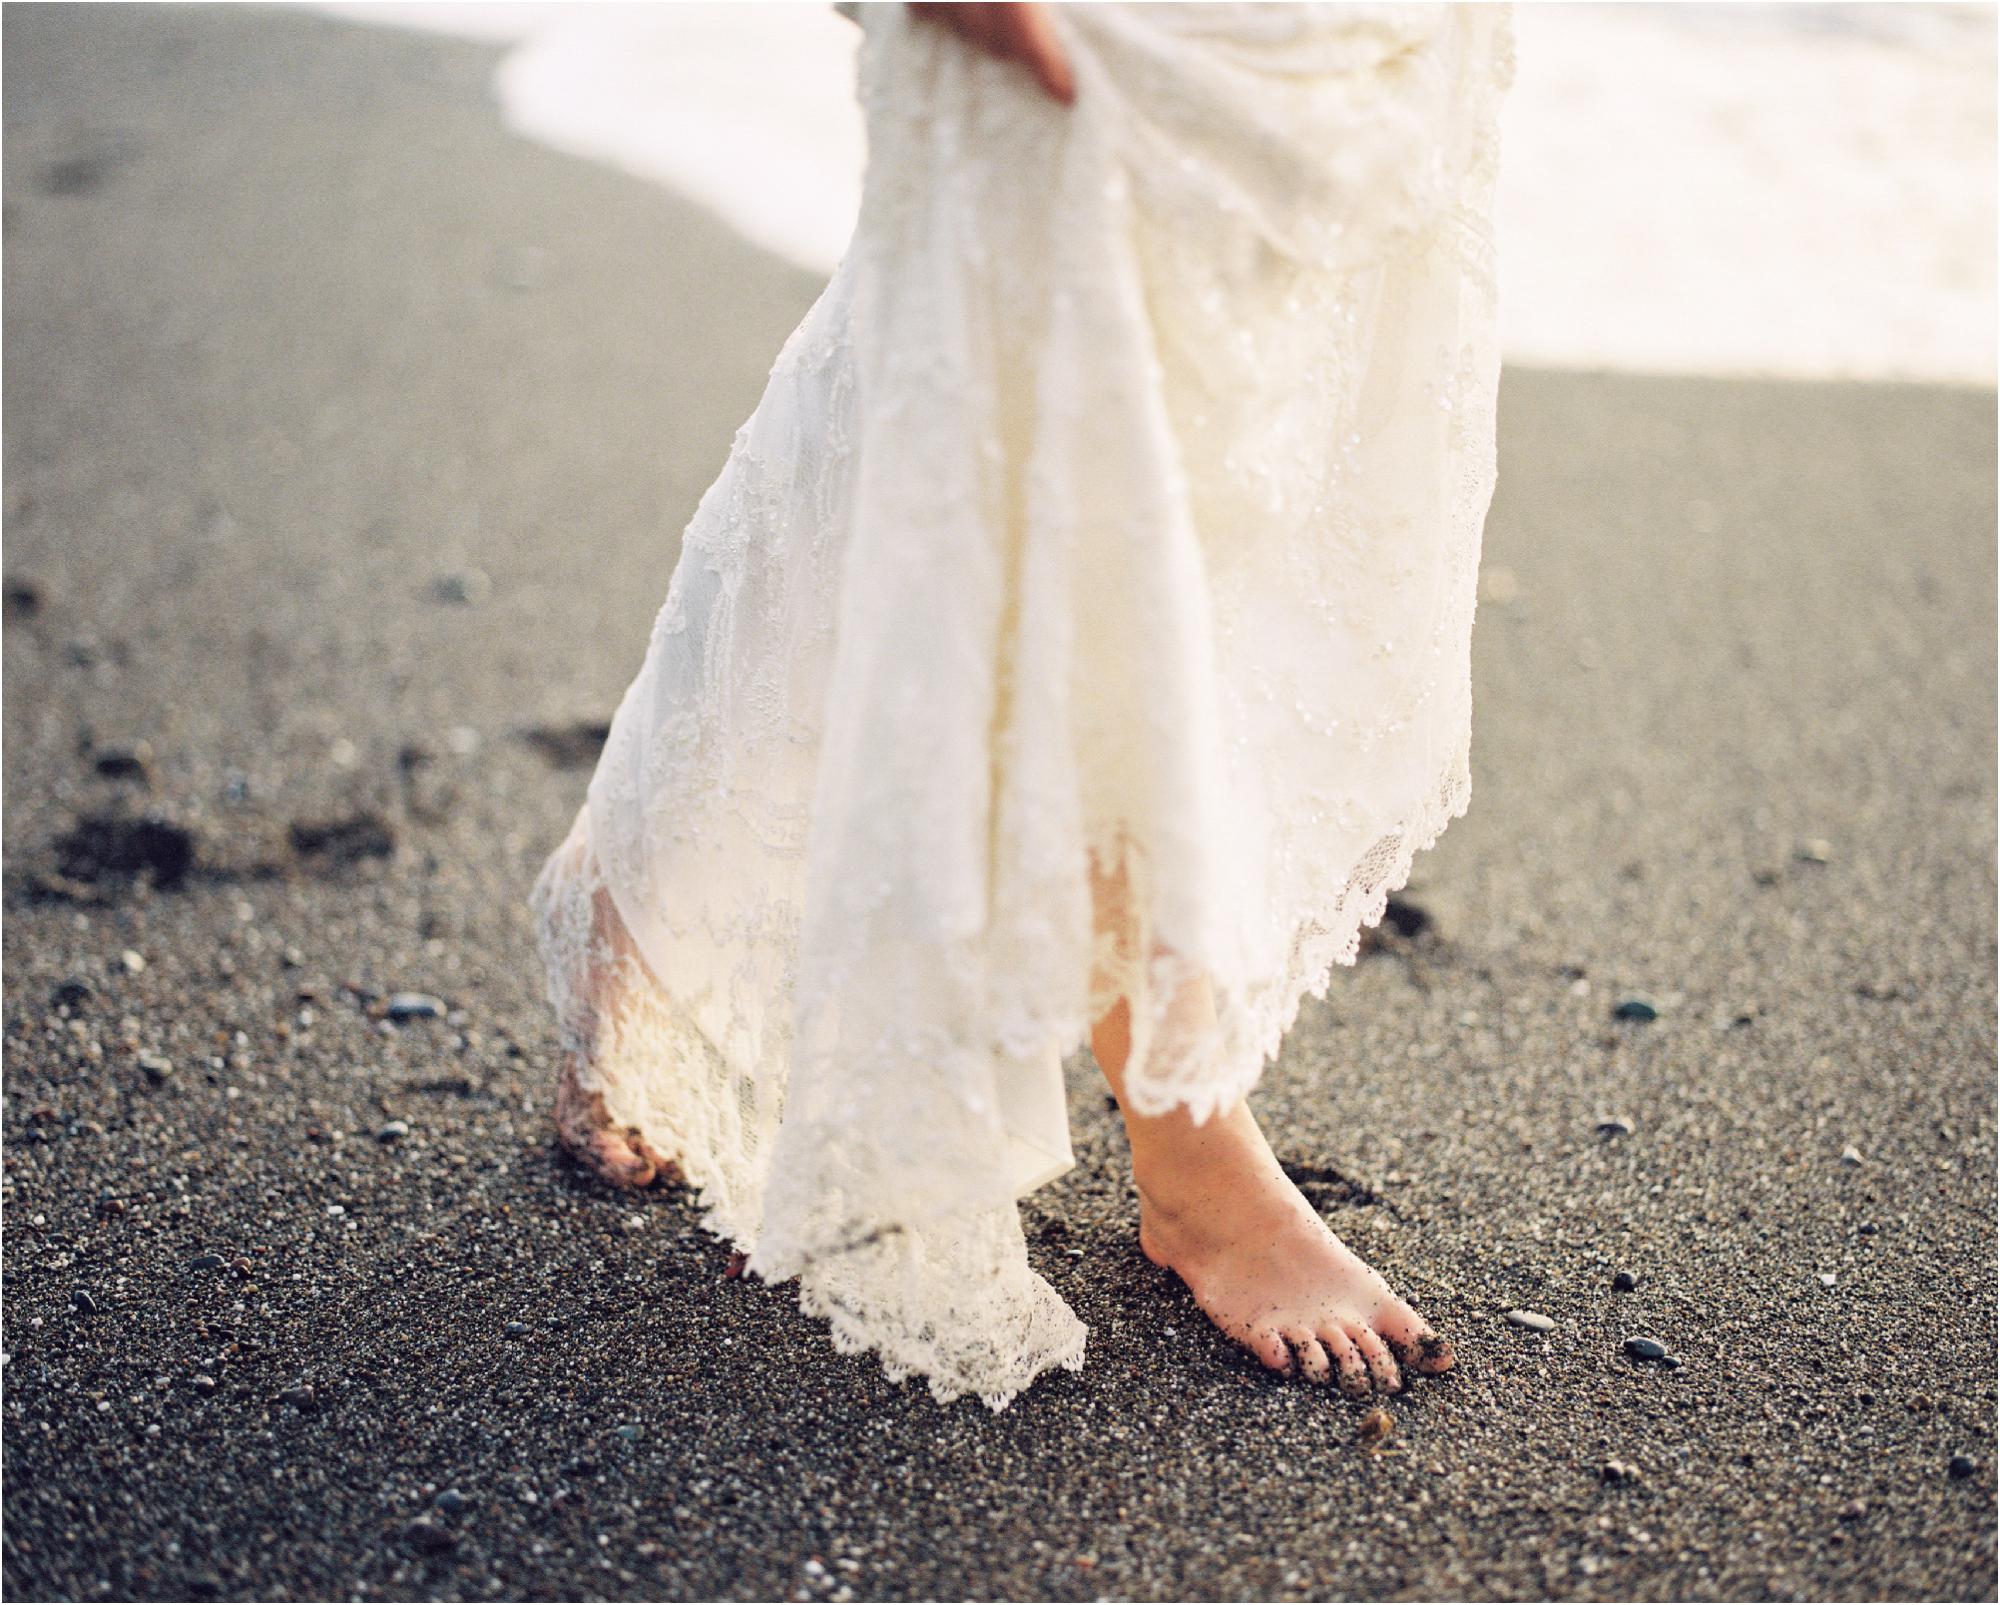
xmin=530 ymin=1 xmax=1515 ymax=1408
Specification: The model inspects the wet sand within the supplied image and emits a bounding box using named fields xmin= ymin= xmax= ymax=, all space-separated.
xmin=3 ymin=6 xmax=1995 ymax=1601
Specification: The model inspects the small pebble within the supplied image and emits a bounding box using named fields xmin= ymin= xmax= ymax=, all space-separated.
xmin=192 ymin=1375 xmax=217 ymax=1396
xmin=1612 ymin=997 xmax=1658 ymax=1021
xmin=51 ymin=978 xmax=93 ymax=1009
xmin=1601 ymin=1459 xmax=1641 ymax=1485
xmin=377 ymin=1120 xmax=410 ymax=1144
xmin=188 ymin=1253 xmax=225 ymax=1271
xmin=1596 ymin=1117 xmax=1634 ymax=1138
xmin=1358 ymin=1407 xmax=1394 ymax=1443
xmin=429 ymin=570 xmax=491 ymax=608
xmin=1796 ymin=838 xmax=1833 ymax=863
xmin=280 ymin=1385 xmax=317 ymax=1413
xmin=434 ymin=1488 xmax=470 ymax=1515
xmin=385 ymin=992 xmax=447 ymax=1022
xmin=1840 ymin=1145 xmax=1863 ymax=1165
xmin=1949 ymin=1455 xmax=1976 ymax=1480
xmin=120 ymin=949 xmax=146 ymax=973
xmin=1839 ymin=1498 xmax=1867 ymax=1521
xmin=69 ymin=1288 xmax=97 ymax=1315
xmin=1612 ymin=1270 xmax=1638 ymax=1291
xmin=1506 ymin=1309 xmax=1555 ymax=1332
xmin=1818 ymin=1272 xmax=1838 ymax=1287
xmin=93 ymin=745 xmax=151 ymax=782
xmin=136 ymin=1052 xmax=174 ymax=1083
xmin=504 ymin=1322 xmax=529 ymax=1339
xmin=1623 ymin=1336 xmax=1668 ymax=1362
xmin=401 ymin=1517 xmax=459 ymax=1554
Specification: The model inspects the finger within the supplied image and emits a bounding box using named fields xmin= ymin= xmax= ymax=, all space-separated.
xmin=1010 ymin=4 xmax=1076 ymax=103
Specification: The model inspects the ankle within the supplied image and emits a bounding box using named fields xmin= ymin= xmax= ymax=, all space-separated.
xmin=1125 ymin=1098 xmax=1275 ymax=1214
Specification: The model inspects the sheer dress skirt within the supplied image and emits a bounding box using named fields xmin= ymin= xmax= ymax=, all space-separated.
xmin=530 ymin=0 xmax=1515 ymax=1409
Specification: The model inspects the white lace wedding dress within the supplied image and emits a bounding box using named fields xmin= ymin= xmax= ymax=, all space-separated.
xmin=531 ymin=0 xmax=1515 ymax=1409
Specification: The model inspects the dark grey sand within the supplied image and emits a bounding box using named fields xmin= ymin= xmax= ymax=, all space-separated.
xmin=3 ymin=5 xmax=1995 ymax=1601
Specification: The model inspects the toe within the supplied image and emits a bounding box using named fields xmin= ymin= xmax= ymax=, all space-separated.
xmin=554 ymin=1075 xmax=661 ymax=1189
xmin=559 ymin=1109 xmax=653 ymax=1188
xmin=1286 ymin=1330 xmax=1332 ymax=1384
xmin=591 ymin=1130 xmax=656 ymax=1188
xmin=1348 ymin=1321 xmax=1403 ymax=1393
xmin=1408 ymin=1327 xmax=1456 ymax=1375
xmin=1375 ymin=1300 xmax=1455 ymax=1376
xmin=1247 ymin=1327 xmax=1294 ymax=1374
xmin=1320 ymin=1325 xmax=1372 ymax=1397
xmin=630 ymin=1131 xmax=683 ymax=1185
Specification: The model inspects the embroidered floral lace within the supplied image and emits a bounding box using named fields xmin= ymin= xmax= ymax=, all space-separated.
xmin=530 ymin=1 xmax=1515 ymax=1409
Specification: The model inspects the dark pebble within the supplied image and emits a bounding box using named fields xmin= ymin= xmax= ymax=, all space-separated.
xmin=385 ymin=992 xmax=447 ymax=1022
xmin=93 ymin=746 xmax=152 ymax=783
xmin=1597 ymin=1118 xmax=1634 ymax=1138
xmin=192 ymin=1375 xmax=217 ymax=1396
xmin=504 ymin=1322 xmax=529 ymax=1339
xmin=1612 ymin=997 xmax=1659 ymax=1021
xmin=1624 ymin=1336 xmax=1668 ymax=1361
xmin=615 ymin=1425 xmax=642 ymax=1442
xmin=54 ymin=813 xmax=197 ymax=888
xmin=189 ymin=1253 xmax=225 ymax=1271
xmin=289 ymin=811 xmax=394 ymax=864
xmin=50 ymin=978 xmax=93 ymax=1009
xmin=429 ymin=570 xmax=491 ymax=607
xmin=1950 ymin=1455 xmax=1977 ymax=1480
xmin=434 ymin=1489 xmax=470 ymax=1516
xmin=1381 ymin=896 xmax=1431 ymax=939
xmin=401 ymin=1517 xmax=459 ymax=1555
xmin=280 ymin=1385 xmax=317 ymax=1413
xmin=1612 ymin=1270 xmax=1638 ymax=1291
xmin=520 ymin=721 xmax=611 ymax=771
xmin=69 ymin=1288 xmax=97 ymax=1314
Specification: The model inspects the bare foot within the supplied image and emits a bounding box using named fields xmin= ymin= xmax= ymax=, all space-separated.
xmin=553 ymin=1052 xmax=679 ymax=1190
xmin=1132 ymin=1100 xmax=1454 ymax=1393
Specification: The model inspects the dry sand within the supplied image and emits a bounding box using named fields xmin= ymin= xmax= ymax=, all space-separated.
xmin=3 ymin=7 xmax=1995 ymax=1600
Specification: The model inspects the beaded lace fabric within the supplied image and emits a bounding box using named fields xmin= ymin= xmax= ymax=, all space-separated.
xmin=530 ymin=1 xmax=1515 ymax=1409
